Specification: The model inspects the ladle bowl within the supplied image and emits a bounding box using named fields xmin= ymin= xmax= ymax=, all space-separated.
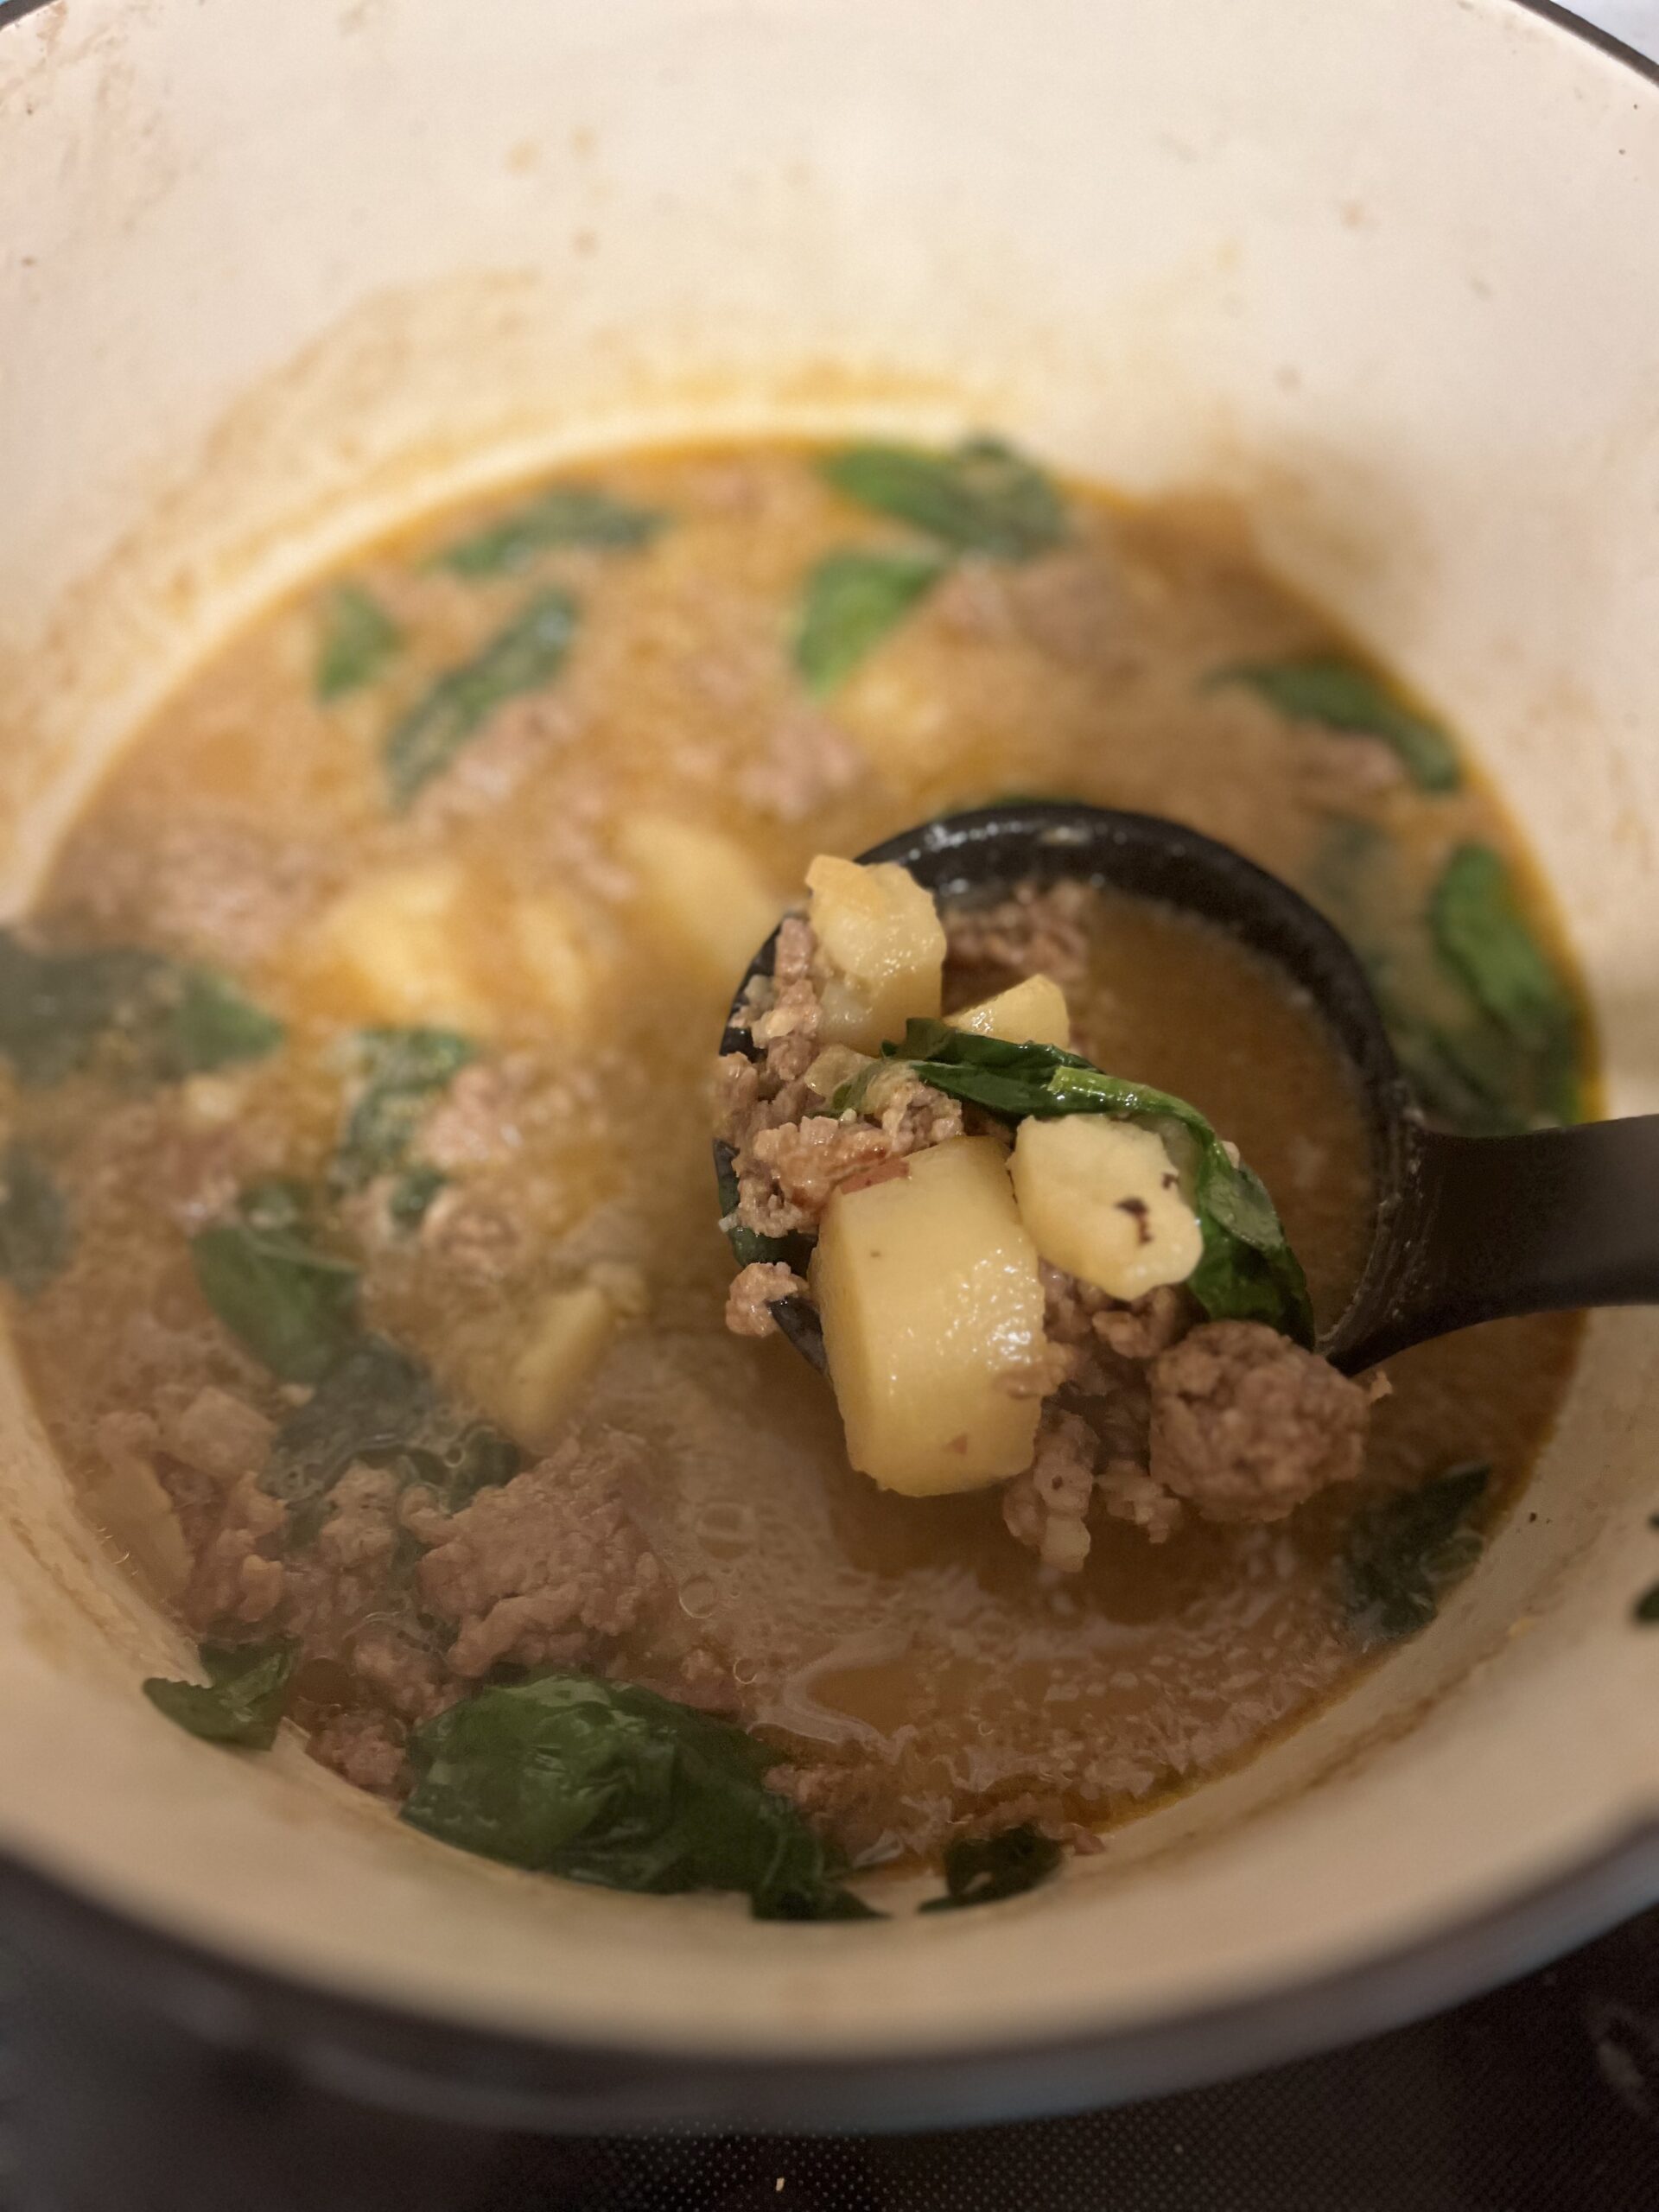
xmin=717 ymin=803 xmax=1659 ymax=1376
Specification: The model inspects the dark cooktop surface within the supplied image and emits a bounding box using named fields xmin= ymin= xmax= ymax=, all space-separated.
xmin=6 ymin=1907 xmax=1659 ymax=2211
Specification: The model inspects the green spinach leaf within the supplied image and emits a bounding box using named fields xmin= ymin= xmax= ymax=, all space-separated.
xmin=162 ymin=967 xmax=285 ymax=1076
xmin=1210 ymin=653 xmax=1459 ymax=793
xmin=191 ymin=1184 xmax=359 ymax=1382
xmin=264 ymin=1332 xmax=521 ymax=1518
xmin=1340 ymin=1460 xmax=1490 ymax=1648
xmin=334 ymin=1026 xmax=475 ymax=1192
xmin=0 ymin=1141 xmax=70 ymax=1296
xmin=793 ymin=547 xmax=950 ymax=695
xmin=315 ymin=583 xmax=403 ymax=700
xmin=263 ymin=1332 xmax=434 ymax=1505
xmin=1429 ymin=844 xmax=1580 ymax=1122
xmin=401 ymin=1672 xmax=871 ymax=1919
xmin=919 ymin=1824 xmax=1063 ymax=1912
xmin=142 ymin=1637 xmax=299 ymax=1749
xmin=818 ymin=437 xmax=1066 ymax=561
xmin=837 ymin=1022 xmax=1313 ymax=1344
xmin=0 ymin=932 xmax=281 ymax=1086
xmin=0 ymin=935 xmax=166 ymax=1085
xmin=435 ymin=486 xmax=665 ymax=577
xmin=385 ymin=589 xmax=578 ymax=808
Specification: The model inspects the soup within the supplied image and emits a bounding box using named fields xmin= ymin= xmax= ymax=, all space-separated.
xmin=0 ymin=436 xmax=1585 ymax=1903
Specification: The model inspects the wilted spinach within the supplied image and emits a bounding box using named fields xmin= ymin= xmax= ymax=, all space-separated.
xmin=401 ymin=1672 xmax=874 ymax=1920
xmin=262 ymin=1332 xmax=433 ymax=1504
xmin=1210 ymin=653 xmax=1459 ymax=793
xmin=163 ymin=967 xmax=285 ymax=1077
xmin=837 ymin=1022 xmax=1313 ymax=1344
xmin=1302 ymin=820 xmax=1580 ymax=1137
xmin=793 ymin=546 xmax=950 ymax=695
xmin=190 ymin=1181 xmax=359 ymax=1382
xmin=142 ymin=1638 xmax=299 ymax=1749
xmin=264 ymin=1331 xmax=521 ymax=1523
xmin=0 ymin=932 xmax=282 ymax=1087
xmin=919 ymin=1824 xmax=1063 ymax=1912
xmin=435 ymin=486 xmax=665 ymax=578
xmin=1633 ymin=1584 xmax=1659 ymax=1625
xmin=315 ymin=583 xmax=403 ymax=700
xmin=0 ymin=1141 xmax=70 ymax=1296
xmin=1339 ymin=1460 xmax=1491 ymax=1648
xmin=385 ymin=589 xmax=578 ymax=808
xmin=334 ymin=1025 xmax=475 ymax=1198
xmin=819 ymin=437 xmax=1066 ymax=562
xmin=1430 ymin=843 xmax=1580 ymax=1125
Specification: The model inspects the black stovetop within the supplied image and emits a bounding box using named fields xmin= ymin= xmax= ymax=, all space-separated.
xmin=5 ymin=1908 xmax=1659 ymax=2212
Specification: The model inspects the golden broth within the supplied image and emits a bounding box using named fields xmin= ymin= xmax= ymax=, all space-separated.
xmin=6 ymin=440 xmax=1583 ymax=1865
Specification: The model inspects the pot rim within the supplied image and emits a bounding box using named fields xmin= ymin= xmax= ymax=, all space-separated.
xmin=5 ymin=1821 xmax=1659 ymax=2132
xmin=3 ymin=0 xmax=1657 ymax=2136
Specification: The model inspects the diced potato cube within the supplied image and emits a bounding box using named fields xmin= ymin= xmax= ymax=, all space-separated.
xmin=620 ymin=815 xmax=785 ymax=982
xmin=510 ymin=890 xmax=594 ymax=1029
xmin=813 ymin=1135 xmax=1046 ymax=1494
xmin=806 ymin=855 xmax=945 ymax=1052
xmin=308 ymin=861 xmax=495 ymax=1031
xmin=1011 ymin=1116 xmax=1203 ymax=1302
xmin=462 ymin=1280 xmax=620 ymax=1450
xmin=950 ymin=973 xmax=1071 ymax=1047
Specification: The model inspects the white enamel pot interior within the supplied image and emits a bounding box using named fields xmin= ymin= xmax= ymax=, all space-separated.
xmin=2 ymin=0 xmax=1658 ymax=2133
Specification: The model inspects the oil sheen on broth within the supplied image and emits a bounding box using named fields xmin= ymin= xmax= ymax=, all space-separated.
xmin=9 ymin=439 xmax=1585 ymax=1868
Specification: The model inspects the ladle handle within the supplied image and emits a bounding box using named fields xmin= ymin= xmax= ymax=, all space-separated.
xmin=1332 ymin=1115 xmax=1659 ymax=1371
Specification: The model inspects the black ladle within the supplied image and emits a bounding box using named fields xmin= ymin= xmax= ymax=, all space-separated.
xmin=716 ymin=802 xmax=1659 ymax=1376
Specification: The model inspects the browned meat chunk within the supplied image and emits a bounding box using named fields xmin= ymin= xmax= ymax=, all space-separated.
xmin=309 ymin=1709 xmax=410 ymax=1796
xmin=181 ymin=1476 xmax=288 ymax=1630
xmin=1093 ymin=1454 xmax=1186 ymax=1544
xmin=418 ymin=1061 xmax=529 ymax=1172
xmin=351 ymin=1624 xmax=452 ymax=1724
xmin=1001 ymin=1412 xmax=1097 ymax=1571
xmin=281 ymin=1463 xmax=405 ymax=1656
xmin=1042 ymin=1264 xmax=1193 ymax=1365
xmin=735 ymin=710 xmax=865 ymax=822
xmin=724 ymin=1261 xmax=807 ymax=1337
xmin=160 ymin=1385 xmax=275 ymax=1486
xmin=944 ymin=880 xmax=1095 ymax=989
xmin=50 ymin=810 xmax=325 ymax=965
xmin=1148 ymin=1320 xmax=1370 ymax=1522
xmin=747 ymin=976 xmax=822 ymax=1084
xmin=771 ymin=913 xmax=816 ymax=990
xmin=407 ymin=1433 xmax=664 ymax=1678
xmin=742 ymin=1116 xmax=905 ymax=1234
xmin=417 ymin=1181 xmax=531 ymax=1284
xmin=769 ymin=1757 xmax=905 ymax=1866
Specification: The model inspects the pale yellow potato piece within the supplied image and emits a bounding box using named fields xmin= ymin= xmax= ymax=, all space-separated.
xmin=308 ymin=861 xmax=495 ymax=1031
xmin=950 ymin=972 xmax=1071 ymax=1048
xmin=620 ymin=815 xmax=785 ymax=981
xmin=1011 ymin=1116 xmax=1204 ymax=1302
xmin=813 ymin=1135 xmax=1046 ymax=1494
xmin=510 ymin=889 xmax=596 ymax=1029
xmin=805 ymin=854 xmax=945 ymax=1052
xmin=461 ymin=1281 xmax=620 ymax=1451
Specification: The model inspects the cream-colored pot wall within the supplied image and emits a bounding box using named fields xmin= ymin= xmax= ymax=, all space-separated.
xmin=2 ymin=0 xmax=1657 ymax=2120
